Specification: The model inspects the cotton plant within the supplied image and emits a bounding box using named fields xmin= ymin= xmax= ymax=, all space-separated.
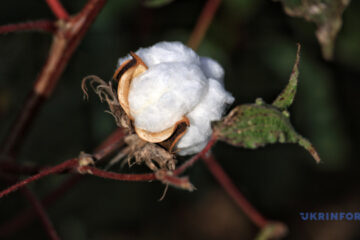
xmin=82 ymin=41 xmax=234 ymax=171
xmin=82 ymin=41 xmax=319 ymax=174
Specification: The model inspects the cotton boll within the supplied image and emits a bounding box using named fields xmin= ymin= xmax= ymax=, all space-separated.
xmin=117 ymin=41 xmax=234 ymax=156
xmin=128 ymin=62 xmax=208 ymax=133
xmin=177 ymin=141 xmax=209 ymax=156
xmin=118 ymin=41 xmax=200 ymax=68
xmin=177 ymin=79 xmax=234 ymax=155
xmin=136 ymin=41 xmax=200 ymax=66
xmin=200 ymin=57 xmax=225 ymax=83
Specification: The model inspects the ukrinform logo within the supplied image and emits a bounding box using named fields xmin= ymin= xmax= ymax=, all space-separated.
xmin=300 ymin=212 xmax=360 ymax=221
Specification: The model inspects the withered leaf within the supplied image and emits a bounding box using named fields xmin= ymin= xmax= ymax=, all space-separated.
xmin=274 ymin=0 xmax=351 ymax=60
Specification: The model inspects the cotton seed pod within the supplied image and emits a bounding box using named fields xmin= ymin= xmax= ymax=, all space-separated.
xmin=115 ymin=41 xmax=234 ymax=155
xmin=114 ymin=51 xmax=189 ymax=150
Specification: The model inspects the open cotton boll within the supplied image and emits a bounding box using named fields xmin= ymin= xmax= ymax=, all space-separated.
xmin=117 ymin=41 xmax=234 ymax=155
xmin=128 ymin=62 xmax=208 ymax=132
xmin=200 ymin=57 xmax=225 ymax=83
xmin=176 ymin=79 xmax=235 ymax=155
xmin=118 ymin=41 xmax=200 ymax=68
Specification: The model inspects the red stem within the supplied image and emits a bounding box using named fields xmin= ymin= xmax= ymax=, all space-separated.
xmin=0 ymin=1 xmax=106 ymax=238
xmin=82 ymin=166 xmax=156 ymax=181
xmin=0 ymin=175 xmax=81 ymax=237
xmin=0 ymin=131 xmax=216 ymax=233
xmin=0 ymin=161 xmax=157 ymax=200
xmin=202 ymin=154 xmax=268 ymax=228
xmin=0 ymin=0 xmax=107 ymax=157
xmin=174 ymin=134 xmax=217 ymax=175
xmin=0 ymin=159 xmax=78 ymax=199
xmin=0 ymin=20 xmax=56 ymax=34
xmin=0 ymin=127 xmax=125 ymax=237
xmin=0 ymin=126 xmax=123 ymax=236
xmin=0 ymin=161 xmax=45 ymax=175
xmin=0 ymin=126 xmax=126 ymax=200
xmin=187 ymin=0 xmax=222 ymax=50
xmin=0 ymin=93 xmax=43 ymax=157
xmin=93 ymin=128 xmax=126 ymax=160
xmin=20 ymin=188 xmax=60 ymax=240
xmin=45 ymin=0 xmax=70 ymax=20
xmin=0 ymin=133 xmax=217 ymax=199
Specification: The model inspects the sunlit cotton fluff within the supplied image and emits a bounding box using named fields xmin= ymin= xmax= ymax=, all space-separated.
xmin=117 ymin=41 xmax=234 ymax=155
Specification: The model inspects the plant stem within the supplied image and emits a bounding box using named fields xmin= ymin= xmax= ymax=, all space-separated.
xmin=0 ymin=2 xmax=106 ymax=238
xmin=20 ymin=188 xmax=60 ymax=240
xmin=0 ymin=132 xmax=217 ymax=199
xmin=93 ymin=128 xmax=126 ymax=160
xmin=0 ymin=0 xmax=107 ymax=158
xmin=81 ymin=166 xmax=156 ymax=181
xmin=0 ymin=161 xmax=45 ymax=176
xmin=0 ymin=126 xmax=125 ymax=200
xmin=0 ymin=175 xmax=81 ymax=237
xmin=202 ymin=153 xmax=268 ymax=228
xmin=0 ymin=159 xmax=78 ymax=199
xmin=174 ymin=134 xmax=217 ymax=175
xmin=0 ymin=20 xmax=56 ymax=34
xmin=46 ymin=0 xmax=70 ymax=20
xmin=0 ymin=131 xmax=216 ymax=234
xmin=187 ymin=0 xmax=222 ymax=50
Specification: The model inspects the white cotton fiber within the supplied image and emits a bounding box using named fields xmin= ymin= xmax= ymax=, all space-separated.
xmin=128 ymin=62 xmax=208 ymax=132
xmin=200 ymin=57 xmax=224 ymax=83
xmin=176 ymin=78 xmax=234 ymax=155
xmin=118 ymin=41 xmax=200 ymax=67
xmin=117 ymin=41 xmax=234 ymax=155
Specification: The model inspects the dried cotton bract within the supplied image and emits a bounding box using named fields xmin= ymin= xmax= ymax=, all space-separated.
xmin=117 ymin=41 xmax=234 ymax=155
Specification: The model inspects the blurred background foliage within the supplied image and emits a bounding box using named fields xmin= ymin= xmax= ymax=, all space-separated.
xmin=0 ymin=0 xmax=359 ymax=239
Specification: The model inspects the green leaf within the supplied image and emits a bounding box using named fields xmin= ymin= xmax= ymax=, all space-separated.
xmin=214 ymin=103 xmax=320 ymax=162
xmin=143 ymin=0 xmax=175 ymax=8
xmin=214 ymin=103 xmax=298 ymax=148
xmin=272 ymin=43 xmax=300 ymax=109
xmin=274 ymin=0 xmax=351 ymax=60
xmin=214 ymin=45 xmax=320 ymax=163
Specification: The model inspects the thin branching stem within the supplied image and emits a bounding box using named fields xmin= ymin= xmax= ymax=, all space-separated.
xmin=202 ymin=153 xmax=268 ymax=228
xmin=0 ymin=126 xmax=125 ymax=236
xmin=0 ymin=131 xmax=217 ymax=199
xmin=174 ymin=134 xmax=217 ymax=175
xmin=187 ymin=0 xmax=222 ymax=50
xmin=93 ymin=128 xmax=126 ymax=160
xmin=0 ymin=175 xmax=81 ymax=237
xmin=0 ymin=2 xmax=106 ymax=236
xmin=45 ymin=0 xmax=70 ymax=20
xmin=0 ymin=20 xmax=56 ymax=34
xmin=0 ymin=159 xmax=78 ymax=199
xmin=81 ymin=166 xmax=156 ymax=181
xmin=0 ymin=0 xmax=107 ymax=158
xmin=20 ymin=188 xmax=60 ymax=240
xmin=0 ymin=161 xmax=45 ymax=176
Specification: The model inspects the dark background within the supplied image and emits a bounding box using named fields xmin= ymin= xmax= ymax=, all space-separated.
xmin=1 ymin=0 xmax=360 ymax=239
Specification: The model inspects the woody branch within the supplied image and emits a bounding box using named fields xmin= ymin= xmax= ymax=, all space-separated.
xmin=0 ymin=0 xmax=107 ymax=238
xmin=0 ymin=0 xmax=107 ymax=158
